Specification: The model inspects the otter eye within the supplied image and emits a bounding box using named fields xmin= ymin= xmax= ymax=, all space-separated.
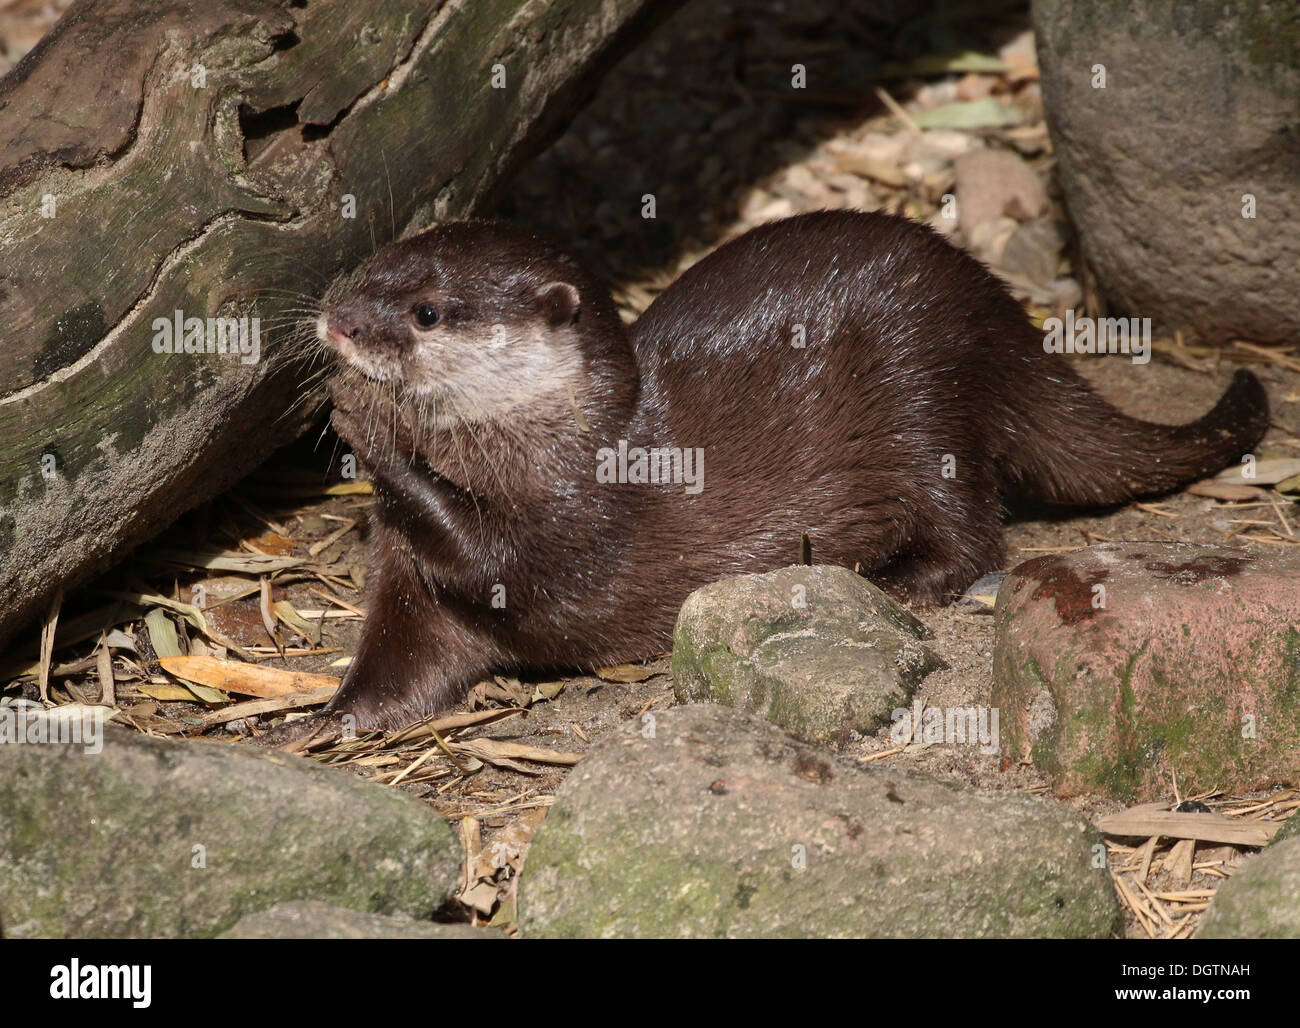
xmin=413 ymin=303 xmax=440 ymax=328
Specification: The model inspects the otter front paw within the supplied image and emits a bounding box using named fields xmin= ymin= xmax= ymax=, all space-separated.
xmin=329 ymin=382 xmax=417 ymax=473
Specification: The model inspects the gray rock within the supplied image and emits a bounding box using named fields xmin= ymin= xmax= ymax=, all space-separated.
xmin=0 ymin=725 xmax=460 ymax=938
xmin=519 ymin=705 xmax=1121 ymax=938
xmin=220 ymin=901 xmax=502 ymax=939
xmin=671 ymin=565 xmax=945 ymax=745
xmin=1197 ymin=837 xmax=1300 ymax=939
xmin=1035 ymin=1 xmax=1300 ymax=344
xmin=998 ymin=218 xmax=1067 ymax=284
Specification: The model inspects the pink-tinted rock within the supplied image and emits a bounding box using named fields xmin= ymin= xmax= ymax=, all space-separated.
xmin=954 ymin=149 xmax=1047 ymax=235
xmin=991 ymin=543 xmax=1300 ymax=801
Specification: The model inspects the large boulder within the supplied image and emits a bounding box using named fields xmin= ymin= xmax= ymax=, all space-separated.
xmin=520 ymin=704 xmax=1120 ymax=938
xmin=0 ymin=722 xmax=460 ymax=937
xmin=1198 ymin=836 xmax=1300 ymax=939
xmin=1034 ymin=0 xmax=1300 ymax=344
xmin=219 ymin=901 xmax=501 ymax=939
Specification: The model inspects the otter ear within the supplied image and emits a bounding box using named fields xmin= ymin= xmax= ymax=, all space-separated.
xmin=535 ymin=281 xmax=581 ymax=327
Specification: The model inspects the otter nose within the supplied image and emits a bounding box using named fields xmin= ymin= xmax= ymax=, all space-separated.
xmin=324 ymin=312 xmax=361 ymax=347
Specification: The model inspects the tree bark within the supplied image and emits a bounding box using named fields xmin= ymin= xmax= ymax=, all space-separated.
xmin=0 ymin=0 xmax=675 ymax=651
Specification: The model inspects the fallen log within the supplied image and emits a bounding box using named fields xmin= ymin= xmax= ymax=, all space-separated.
xmin=0 ymin=0 xmax=675 ymax=651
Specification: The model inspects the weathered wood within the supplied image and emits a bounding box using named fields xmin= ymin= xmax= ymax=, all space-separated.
xmin=1096 ymin=803 xmax=1279 ymax=848
xmin=0 ymin=0 xmax=675 ymax=652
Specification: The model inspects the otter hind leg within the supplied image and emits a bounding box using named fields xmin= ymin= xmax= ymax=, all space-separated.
xmin=864 ymin=498 xmax=1004 ymax=607
xmin=869 ymin=551 xmax=991 ymax=606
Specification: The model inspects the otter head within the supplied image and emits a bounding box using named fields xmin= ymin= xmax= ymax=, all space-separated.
xmin=319 ymin=219 xmax=621 ymax=427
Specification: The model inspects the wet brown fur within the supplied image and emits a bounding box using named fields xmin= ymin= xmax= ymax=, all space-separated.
xmin=319 ymin=211 xmax=1269 ymax=730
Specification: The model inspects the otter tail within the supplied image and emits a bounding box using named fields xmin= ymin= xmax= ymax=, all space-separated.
xmin=1001 ymin=368 xmax=1270 ymax=506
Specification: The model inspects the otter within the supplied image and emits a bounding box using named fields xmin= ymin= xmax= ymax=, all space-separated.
xmin=314 ymin=211 xmax=1268 ymax=731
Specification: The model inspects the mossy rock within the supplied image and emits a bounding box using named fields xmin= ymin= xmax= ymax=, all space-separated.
xmin=520 ymin=705 xmax=1120 ymax=938
xmin=672 ymin=565 xmax=945 ymax=746
xmin=0 ymin=724 xmax=460 ymax=937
